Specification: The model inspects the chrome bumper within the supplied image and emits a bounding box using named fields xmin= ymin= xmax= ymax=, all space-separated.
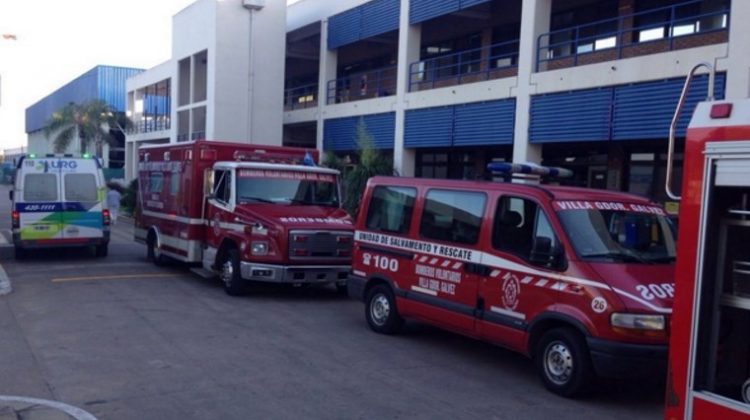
xmin=240 ymin=262 xmax=350 ymax=284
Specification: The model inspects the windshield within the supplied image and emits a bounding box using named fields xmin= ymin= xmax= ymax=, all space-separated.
xmin=236 ymin=169 xmax=339 ymax=206
xmin=555 ymin=201 xmax=676 ymax=264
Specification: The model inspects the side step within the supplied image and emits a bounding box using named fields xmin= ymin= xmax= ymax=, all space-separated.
xmin=190 ymin=267 xmax=218 ymax=279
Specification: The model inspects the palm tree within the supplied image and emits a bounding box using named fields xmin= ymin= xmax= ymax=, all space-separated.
xmin=43 ymin=100 xmax=130 ymax=156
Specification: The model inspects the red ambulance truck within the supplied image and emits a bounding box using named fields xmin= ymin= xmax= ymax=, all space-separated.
xmin=349 ymin=167 xmax=676 ymax=397
xmin=665 ymin=64 xmax=750 ymax=419
xmin=134 ymin=140 xmax=353 ymax=296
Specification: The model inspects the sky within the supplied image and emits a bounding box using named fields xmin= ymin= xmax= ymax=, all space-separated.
xmin=0 ymin=0 xmax=286 ymax=151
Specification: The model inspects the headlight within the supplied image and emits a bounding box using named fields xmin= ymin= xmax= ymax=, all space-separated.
xmin=251 ymin=241 xmax=269 ymax=256
xmin=610 ymin=313 xmax=665 ymax=331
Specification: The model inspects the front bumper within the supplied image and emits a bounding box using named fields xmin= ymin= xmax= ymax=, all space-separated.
xmin=587 ymin=337 xmax=667 ymax=379
xmin=239 ymin=261 xmax=350 ymax=284
xmin=13 ymin=231 xmax=110 ymax=249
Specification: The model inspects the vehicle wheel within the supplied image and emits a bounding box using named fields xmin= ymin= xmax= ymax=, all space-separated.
xmin=535 ymin=327 xmax=594 ymax=398
xmin=365 ymin=284 xmax=403 ymax=334
xmin=14 ymin=246 xmax=26 ymax=260
xmin=220 ymin=249 xmax=247 ymax=296
xmin=335 ymin=282 xmax=348 ymax=296
xmin=95 ymin=244 xmax=108 ymax=258
xmin=147 ymin=235 xmax=165 ymax=266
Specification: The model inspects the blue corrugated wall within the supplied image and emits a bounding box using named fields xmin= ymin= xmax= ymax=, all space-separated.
xmin=25 ymin=65 xmax=143 ymax=133
xmin=530 ymin=74 xmax=725 ymax=143
xmin=324 ymin=113 xmax=396 ymax=151
xmin=409 ymin=0 xmax=491 ymax=24
xmin=328 ymin=0 xmax=400 ymax=49
xmin=405 ymin=99 xmax=515 ymax=148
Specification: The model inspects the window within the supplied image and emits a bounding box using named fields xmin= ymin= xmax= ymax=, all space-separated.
xmin=64 ymin=174 xmax=97 ymax=202
xmin=213 ymin=170 xmax=231 ymax=203
xmin=493 ymin=196 xmax=560 ymax=262
xmin=170 ymin=173 xmax=180 ymax=196
xmin=419 ymin=189 xmax=485 ymax=245
xmin=149 ymin=172 xmax=164 ymax=194
xmin=365 ymin=186 xmax=416 ymax=234
xmin=23 ymin=174 xmax=57 ymax=202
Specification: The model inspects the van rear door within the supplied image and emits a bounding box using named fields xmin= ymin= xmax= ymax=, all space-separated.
xmin=17 ymin=161 xmax=64 ymax=242
xmin=61 ymin=161 xmax=104 ymax=241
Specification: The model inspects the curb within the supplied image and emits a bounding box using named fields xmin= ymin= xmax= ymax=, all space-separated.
xmin=0 ymin=262 xmax=11 ymax=296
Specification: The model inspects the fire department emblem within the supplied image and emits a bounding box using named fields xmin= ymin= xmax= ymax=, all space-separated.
xmin=501 ymin=272 xmax=521 ymax=310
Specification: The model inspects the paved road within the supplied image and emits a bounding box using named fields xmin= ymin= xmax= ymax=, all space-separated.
xmin=0 ymin=185 xmax=664 ymax=419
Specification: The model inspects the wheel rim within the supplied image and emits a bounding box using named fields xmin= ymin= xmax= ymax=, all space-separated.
xmin=544 ymin=340 xmax=574 ymax=386
xmin=221 ymin=260 xmax=234 ymax=286
xmin=369 ymin=293 xmax=390 ymax=326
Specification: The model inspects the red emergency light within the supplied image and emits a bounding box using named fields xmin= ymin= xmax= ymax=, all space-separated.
xmin=710 ymin=103 xmax=733 ymax=119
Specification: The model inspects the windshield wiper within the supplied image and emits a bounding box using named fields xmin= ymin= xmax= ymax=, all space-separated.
xmin=287 ymin=198 xmax=338 ymax=207
xmin=581 ymin=251 xmax=649 ymax=263
xmin=239 ymin=196 xmax=274 ymax=204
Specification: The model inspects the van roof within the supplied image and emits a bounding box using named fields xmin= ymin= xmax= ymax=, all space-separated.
xmin=368 ymin=176 xmax=654 ymax=205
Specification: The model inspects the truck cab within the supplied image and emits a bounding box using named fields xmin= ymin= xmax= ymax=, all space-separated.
xmin=203 ymin=161 xmax=353 ymax=295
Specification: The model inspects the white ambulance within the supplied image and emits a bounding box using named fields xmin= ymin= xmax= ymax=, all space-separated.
xmin=10 ymin=154 xmax=110 ymax=259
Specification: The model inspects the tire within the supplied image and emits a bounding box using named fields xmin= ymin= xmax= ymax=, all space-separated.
xmin=147 ymin=234 xmax=166 ymax=266
xmin=364 ymin=284 xmax=403 ymax=334
xmin=220 ymin=249 xmax=247 ymax=296
xmin=535 ymin=327 xmax=594 ymax=398
xmin=14 ymin=246 xmax=26 ymax=261
xmin=95 ymin=244 xmax=108 ymax=258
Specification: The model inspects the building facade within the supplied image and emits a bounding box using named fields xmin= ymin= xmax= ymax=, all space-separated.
xmin=25 ymin=65 xmax=143 ymax=169
xmin=128 ymin=0 xmax=750 ymax=211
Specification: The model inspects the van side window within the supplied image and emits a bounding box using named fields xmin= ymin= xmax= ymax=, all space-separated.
xmin=23 ymin=174 xmax=58 ymax=202
xmin=420 ymin=189 xmax=486 ymax=245
xmin=64 ymin=174 xmax=97 ymax=202
xmin=365 ymin=186 xmax=416 ymax=234
xmin=149 ymin=172 xmax=164 ymax=194
xmin=493 ymin=196 xmax=560 ymax=263
xmin=169 ymin=173 xmax=180 ymax=196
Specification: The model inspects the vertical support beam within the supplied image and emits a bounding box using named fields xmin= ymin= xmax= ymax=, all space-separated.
xmin=316 ymin=19 xmax=338 ymax=156
xmin=511 ymin=0 xmax=553 ymax=165
xmin=723 ymin=0 xmax=750 ymax=99
xmin=393 ymin=0 xmax=420 ymax=177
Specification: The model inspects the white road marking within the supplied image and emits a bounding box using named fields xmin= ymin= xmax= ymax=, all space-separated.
xmin=0 ymin=396 xmax=97 ymax=420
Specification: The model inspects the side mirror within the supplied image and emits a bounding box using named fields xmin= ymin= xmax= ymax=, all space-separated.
xmin=530 ymin=236 xmax=564 ymax=268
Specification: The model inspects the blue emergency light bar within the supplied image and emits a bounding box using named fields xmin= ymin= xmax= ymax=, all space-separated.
xmin=487 ymin=162 xmax=573 ymax=178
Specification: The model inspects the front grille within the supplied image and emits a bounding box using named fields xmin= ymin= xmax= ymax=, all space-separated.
xmin=289 ymin=230 xmax=353 ymax=260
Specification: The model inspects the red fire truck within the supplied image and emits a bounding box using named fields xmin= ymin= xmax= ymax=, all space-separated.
xmin=665 ymin=64 xmax=750 ymax=418
xmin=134 ymin=141 xmax=354 ymax=296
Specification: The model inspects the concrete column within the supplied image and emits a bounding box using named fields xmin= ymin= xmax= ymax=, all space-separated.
xmin=723 ymin=0 xmax=750 ymax=99
xmin=125 ymin=141 xmax=135 ymax=181
xmin=511 ymin=0 xmax=553 ymax=165
xmin=393 ymin=0 xmax=420 ymax=177
xmin=316 ymin=19 xmax=338 ymax=156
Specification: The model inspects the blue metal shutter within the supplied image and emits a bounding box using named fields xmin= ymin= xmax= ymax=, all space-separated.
xmin=530 ymin=88 xmax=613 ymax=143
xmin=328 ymin=8 xmax=361 ymax=50
xmin=459 ymin=0 xmax=491 ymax=8
xmin=404 ymin=106 xmax=454 ymax=148
xmin=454 ymin=99 xmax=515 ymax=146
xmin=324 ymin=113 xmax=395 ymax=151
xmin=409 ymin=0 xmax=459 ymax=24
xmin=612 ymin=73 xmax=726 ymax=140
xmin=361 ymin=0 xmax=400 ymax=39
xmin=363 ymin=112 xmax=396 ymax=149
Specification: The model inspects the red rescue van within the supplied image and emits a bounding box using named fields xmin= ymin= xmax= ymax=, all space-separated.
xmin=349 ymin=173 xmax=675 ymax=396
xmin=665 ymin=64 xmax=750 ymax=419
xmin=135 ymin=141 xmax=353 ymax=295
